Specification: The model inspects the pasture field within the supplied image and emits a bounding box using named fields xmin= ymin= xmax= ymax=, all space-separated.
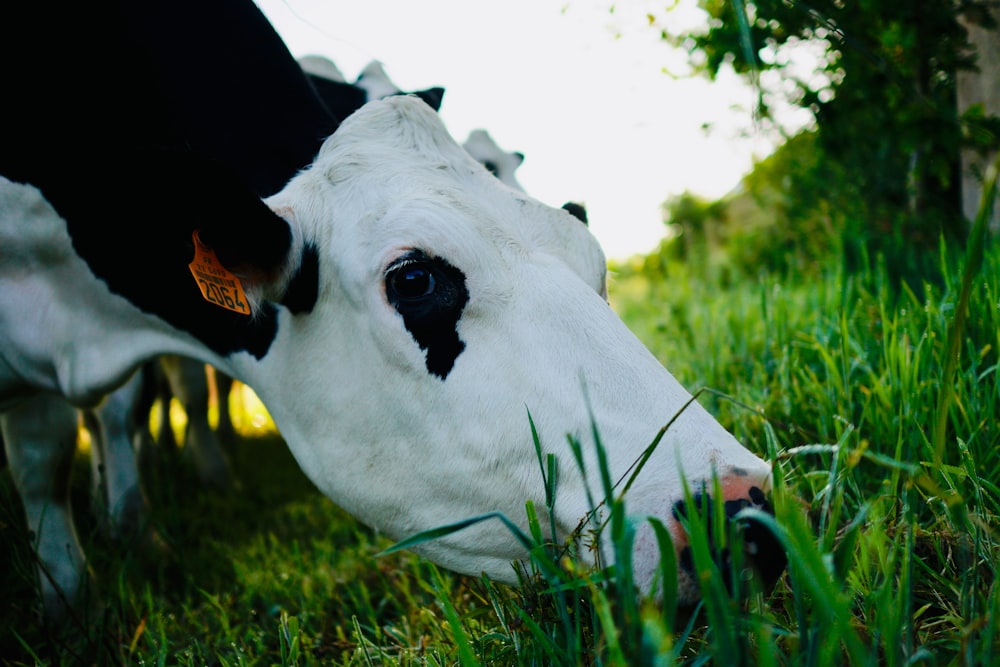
xmin=2 ymin=234 xmax=999 ymax=665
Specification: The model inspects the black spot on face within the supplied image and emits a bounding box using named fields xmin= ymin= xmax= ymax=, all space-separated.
xmin=385 ymin=250 xmax=469 ymax=379
xmin=280 ymin=243 xmax=319 ymax=314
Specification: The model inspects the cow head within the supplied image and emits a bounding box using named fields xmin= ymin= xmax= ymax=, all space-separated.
xmin=216 ymin=96 xmax=782 ymax=603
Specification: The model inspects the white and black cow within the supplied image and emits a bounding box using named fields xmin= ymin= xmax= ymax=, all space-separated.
xmin=0 ymin=0 xmax=783 ymax=625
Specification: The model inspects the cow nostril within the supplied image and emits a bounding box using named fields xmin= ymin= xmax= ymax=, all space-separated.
xmin=739 ymin=509 xmax=787 ymax=587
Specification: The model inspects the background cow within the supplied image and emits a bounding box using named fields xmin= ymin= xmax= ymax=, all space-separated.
xmin=462 ymin=128 xmax=527 ymax=192
xmin=460 ymin=127 xmax=590 ymax=224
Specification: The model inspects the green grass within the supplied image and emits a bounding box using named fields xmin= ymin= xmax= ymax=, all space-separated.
xmin=2 ymin=177 xmax=999 ymax=663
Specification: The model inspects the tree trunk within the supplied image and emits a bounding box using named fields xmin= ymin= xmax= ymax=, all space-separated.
xmin=957 ymin=6 xmax=1000 ymax=232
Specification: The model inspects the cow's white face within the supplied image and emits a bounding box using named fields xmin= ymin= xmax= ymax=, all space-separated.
xmin=250 ymin=96 xmax=774 ymax=601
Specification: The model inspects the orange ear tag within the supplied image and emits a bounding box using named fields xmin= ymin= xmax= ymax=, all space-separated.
xmin=188 ymin=230 xmax=251 ymax=316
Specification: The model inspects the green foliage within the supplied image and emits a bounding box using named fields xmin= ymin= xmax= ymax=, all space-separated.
xmin=651 ymin=0 xmax=1000 ymax=285
xmin=659 ymin=190 xmax=726 ymax=266
xmin=605 ymin=232 xmax=1000 ymax=665
xmin=656 ymin=131 xmax=841 ymax=278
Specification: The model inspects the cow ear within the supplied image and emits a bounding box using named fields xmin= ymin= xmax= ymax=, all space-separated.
xmin=561 ymin=201 xmax=588 ymax=225
xmin=411 ymin=86 xmax=446 ymax=111
xmin=196 ymin=200 xmax=293 ymax=285
xmin=192 ymin=205 xmax=305 ymax=316
xmin=177 ymin=153 xmax=296 ymax=297
xmin=107 ymin=147 xmax=296 ymax=286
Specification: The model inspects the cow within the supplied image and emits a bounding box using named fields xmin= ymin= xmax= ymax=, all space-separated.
xmin=0 ymin=0 xmax=784 ymax=625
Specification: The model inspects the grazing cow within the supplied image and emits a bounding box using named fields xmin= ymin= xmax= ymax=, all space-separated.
xmin=0 ymin=0 xmax=784 ymax=625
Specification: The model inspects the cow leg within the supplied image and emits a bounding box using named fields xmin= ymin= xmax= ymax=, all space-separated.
xmin=1 ymin=393 xmax=93 ymax=623
xmin=82 ymin=370 xmax=150 ymax=541
xmin=208 ymin=366 xmax=238 ymax=449
xmin=151 ymin=361 xmax=179 ymax=453
xmin=124 ymin=359 xmax=180 ymax=463
xmin=159 ymin=355 xmax=232 ymax=489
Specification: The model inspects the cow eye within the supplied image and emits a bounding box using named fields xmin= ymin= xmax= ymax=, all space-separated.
xmin=387 ymin=261 xmax=435 ymax=300
xmin=384 ymin=250 xmax=470 ymax=378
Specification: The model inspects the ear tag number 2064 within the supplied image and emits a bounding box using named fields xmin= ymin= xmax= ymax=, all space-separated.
xmin=187 ymin=231 xmax=251 ymax=316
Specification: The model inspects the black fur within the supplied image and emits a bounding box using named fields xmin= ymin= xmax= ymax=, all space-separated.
xmin=0 ymin=0 xmax=341 ymax=359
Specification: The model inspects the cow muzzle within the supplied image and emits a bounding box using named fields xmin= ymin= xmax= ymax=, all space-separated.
xmin=670 ymin=474 xmax=786 ymax=604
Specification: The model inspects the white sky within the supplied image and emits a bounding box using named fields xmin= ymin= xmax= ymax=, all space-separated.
xmin=254 ymin=0 xmax=783 ymax=260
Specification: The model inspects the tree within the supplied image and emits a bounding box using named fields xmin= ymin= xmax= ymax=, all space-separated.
xmin=653 ymin=0 xmax=999 ymax=285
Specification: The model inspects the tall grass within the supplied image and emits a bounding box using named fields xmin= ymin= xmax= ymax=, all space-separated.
xmin=2 ymin=170 xmax=998 ymax=664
